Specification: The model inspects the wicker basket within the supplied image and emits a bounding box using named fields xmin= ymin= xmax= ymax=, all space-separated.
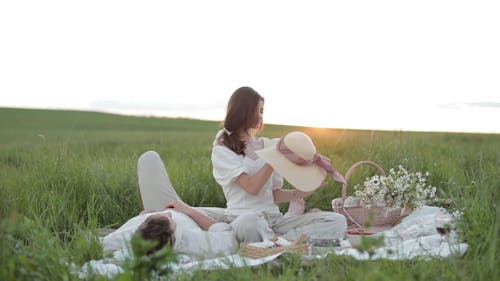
xmin=239 ymin=237 xmax=309 ymax=259
xmin=332 ymin=161 xmax=408 ymax=228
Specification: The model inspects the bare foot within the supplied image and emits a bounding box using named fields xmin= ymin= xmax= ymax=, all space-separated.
xmin=286 ymin=198 xmax=305 ymax=216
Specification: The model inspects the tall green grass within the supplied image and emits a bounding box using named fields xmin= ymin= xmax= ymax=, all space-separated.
xmin=1 ymin=107 xmax=499 ymax=280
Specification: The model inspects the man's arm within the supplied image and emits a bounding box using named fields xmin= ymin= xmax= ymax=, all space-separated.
xmin=165 ymin=201 xmax=216 ymax=230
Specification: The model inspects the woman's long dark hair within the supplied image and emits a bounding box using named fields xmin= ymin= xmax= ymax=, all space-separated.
xmin=220 ymin=86 xmax=264 ymax=155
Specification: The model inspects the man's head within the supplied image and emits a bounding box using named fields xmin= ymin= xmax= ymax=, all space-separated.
xmin=135 ymin=213 xmax=176 ymax=255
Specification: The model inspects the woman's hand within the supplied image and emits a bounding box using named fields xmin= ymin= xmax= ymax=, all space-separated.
xmin=165 ymin=200 xmax=193 ymax=215
xmin=273 ymin=181 xmax=328 ymax=203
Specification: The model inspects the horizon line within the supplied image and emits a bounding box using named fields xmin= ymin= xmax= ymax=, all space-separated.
xmin=1 ymin=105 xmax=499 ymax=135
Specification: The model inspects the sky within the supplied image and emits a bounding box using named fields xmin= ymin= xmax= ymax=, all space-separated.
xmin=1 ymin=1 xmax=499 ymax=133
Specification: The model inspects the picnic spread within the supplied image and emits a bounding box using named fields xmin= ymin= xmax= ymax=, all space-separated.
xmin=78 ymin=205 xmax=468 ymax=279
xmin=79 ymin=161 xmax=468 ymax=278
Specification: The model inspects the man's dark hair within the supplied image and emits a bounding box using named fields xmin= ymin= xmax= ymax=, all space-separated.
xmin=135 ymin=214 xmax=175 ymax=255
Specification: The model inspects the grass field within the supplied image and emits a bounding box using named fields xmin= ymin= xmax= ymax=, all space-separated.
xmin=1 ymin=107 xmax=499 ymax=280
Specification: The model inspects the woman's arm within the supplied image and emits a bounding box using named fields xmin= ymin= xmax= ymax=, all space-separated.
xmin=273 ymin=180 xmax=329 ymax=202
xmin=165 ymin=201 xmax=217 ymax=230
xmin=272 ymin=188 xmax=315 ymax=203
xmin=234 ymin=163 xmax=274 ymax=196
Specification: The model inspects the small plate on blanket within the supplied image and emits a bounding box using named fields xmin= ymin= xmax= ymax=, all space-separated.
xmin=310 ymin=238 xmax=341 ymax=247
xmin=347 ymin=230 xmax=381 ymax=247
xmin=309 ymin=239 xmax=341 ymax=255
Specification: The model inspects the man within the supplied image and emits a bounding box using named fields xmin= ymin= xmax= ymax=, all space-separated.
xmin=103 ymin=200 xmax=238 ymax=258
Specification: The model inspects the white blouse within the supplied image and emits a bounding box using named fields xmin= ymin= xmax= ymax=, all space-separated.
xmin=102 ymin=210 xmax=238 ymax=259
xmin=211 ymin=130 xmax=284 ymax=216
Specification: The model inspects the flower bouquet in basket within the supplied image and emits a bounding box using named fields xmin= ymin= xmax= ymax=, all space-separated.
xmin=355 ymin=164 xmax=438 ymax=211
xmin=332 ymin=161 xmax=438 ymax=228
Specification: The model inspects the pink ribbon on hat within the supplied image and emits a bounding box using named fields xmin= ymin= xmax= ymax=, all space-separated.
xmin=277 ymin=137 xmax=347 ymax=185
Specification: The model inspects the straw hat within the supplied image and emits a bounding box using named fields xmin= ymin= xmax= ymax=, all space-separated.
xmin=255 ymin=131 xmax=346 ymax=192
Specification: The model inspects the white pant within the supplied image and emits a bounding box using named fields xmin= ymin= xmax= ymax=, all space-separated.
xmin=138 ymin=151 xmax=226 ymax=221
xmin=225 ymin=211 xmax=347 ymax=242
xmin=270 ymin=212 xmax=347 ymax=241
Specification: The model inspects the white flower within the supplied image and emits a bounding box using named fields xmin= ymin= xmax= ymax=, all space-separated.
xmin=354 ymin=165 xmax=438 ymax=210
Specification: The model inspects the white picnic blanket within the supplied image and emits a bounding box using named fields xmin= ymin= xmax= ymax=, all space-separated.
xmin=78 ymin=206 xmax=468 ymax=279
xmin=335 ymin=206 xmax=468 ymax=260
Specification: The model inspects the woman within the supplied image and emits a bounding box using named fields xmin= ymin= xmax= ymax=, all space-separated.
xmin=211 ymin=86 xmax=348 ymax=243
xmin=102 ymin=151 xmax=238 ymax=258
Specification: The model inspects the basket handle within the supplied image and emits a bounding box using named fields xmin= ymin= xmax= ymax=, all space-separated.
xmin=341 ymin=160 xmax=386 ymax=202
